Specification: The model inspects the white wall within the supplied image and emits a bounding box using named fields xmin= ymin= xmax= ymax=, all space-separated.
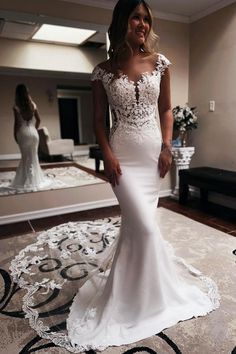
xmin=189 ymin=3 xmax=236 ymax=171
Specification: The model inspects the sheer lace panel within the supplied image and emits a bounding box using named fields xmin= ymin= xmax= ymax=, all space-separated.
xmin=91 ymin=54 xmax=171 ymax=146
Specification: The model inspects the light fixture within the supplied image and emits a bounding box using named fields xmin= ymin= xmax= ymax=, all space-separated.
xmin=46 ymin=89 xmax=54 ymax=103
xmin=32 ymin=24 xmax=96 ymax=45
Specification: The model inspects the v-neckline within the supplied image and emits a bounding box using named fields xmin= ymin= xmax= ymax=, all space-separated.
xmin=120 ymin=70 xmax=156 ymax=85
xmin=99 ymin=54 xmax=160 ymax=85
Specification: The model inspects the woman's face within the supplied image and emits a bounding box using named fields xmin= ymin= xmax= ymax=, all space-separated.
xmin=126 ymin=3 xmax=151 ymax=48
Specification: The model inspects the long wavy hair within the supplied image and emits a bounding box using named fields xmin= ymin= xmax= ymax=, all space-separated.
xmin=15 ymin=84 xmax=34 ymax=114
xmin=108 ymin=0 xmax=159 ymax=72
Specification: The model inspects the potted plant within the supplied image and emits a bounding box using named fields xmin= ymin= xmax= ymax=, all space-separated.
xmin=172 ymin=104 xmax=198 ymax=147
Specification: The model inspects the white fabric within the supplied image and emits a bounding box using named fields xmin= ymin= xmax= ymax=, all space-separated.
xmin=65 ymin=54 xmax=220 ymax=351
xmin=11 ymin=103 xmax=50 ymax=191
xmin=8 ymin=54 xmax=220 ymax=353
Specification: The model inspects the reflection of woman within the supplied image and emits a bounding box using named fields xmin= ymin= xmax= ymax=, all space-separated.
xmin=11 ymin=84 xmax=47 ymax=190
xmin=66 ymin=0 xmax=219 ymax=350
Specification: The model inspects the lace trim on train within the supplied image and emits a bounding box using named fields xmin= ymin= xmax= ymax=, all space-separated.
xmin=174 ymin=255 xmax=220 ymax=309
xmin=10 ymin=217 xmax=220 ymax=353
xmin=10 ymin=218 xmax=120 ymax=352
xmin=164 ymin=240 xmax=220 ymax=310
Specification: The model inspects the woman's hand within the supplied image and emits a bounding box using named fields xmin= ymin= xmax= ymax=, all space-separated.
xmin=104 ymin=154 xmax=122 ymax=187
xmin=158 ymin=147 xmax=172 ymax=178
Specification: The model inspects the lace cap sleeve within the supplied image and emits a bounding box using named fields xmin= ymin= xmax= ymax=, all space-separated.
xmin=91 ymin=65 xmax=104 ymax=82
xmin=157 ymin=54 xmax=171 ymax=76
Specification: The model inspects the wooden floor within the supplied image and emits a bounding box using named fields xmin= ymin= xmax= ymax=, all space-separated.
xmin=0 ymin=196 xmax=235 ymax=239
xmin=159 ymin=197 xmax=236 ymax=236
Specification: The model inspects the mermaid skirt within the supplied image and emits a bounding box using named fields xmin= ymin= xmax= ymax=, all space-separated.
xmin=66 ymin=128 xmax=219 ymax=351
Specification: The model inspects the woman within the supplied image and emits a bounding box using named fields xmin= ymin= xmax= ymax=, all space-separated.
xmin=9 ymin=0 xmax=219 ymax=351
xmin=11 ymin=84 xmax=48 ymax=190
xmin=66 ymin=0 xmax=219 ymax=350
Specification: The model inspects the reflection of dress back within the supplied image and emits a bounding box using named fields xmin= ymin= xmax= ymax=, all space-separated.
xmin=14 ymin=102 xmax=38 ymax=147
xmin=11 ymin=101 xmax=47 ymax=190
xmin=14 ymin=101 xmax=35 ymax=127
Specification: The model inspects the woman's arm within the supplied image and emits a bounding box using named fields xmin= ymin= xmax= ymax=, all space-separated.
xmin=13 ymin=108 xmax=19 ymax=143
xmin=34 ymin=107 xmax=41 ymax=129
xmin=92 ymin=79 xmax=122 ymax=186
xmin=158 ymin=67 xmax=173 ymax=178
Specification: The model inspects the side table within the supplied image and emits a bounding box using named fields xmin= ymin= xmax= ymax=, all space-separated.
xmin=171 ymin=146 xmax=195 ymax=198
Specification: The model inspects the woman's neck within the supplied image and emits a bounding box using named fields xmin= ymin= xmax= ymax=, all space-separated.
xmin=129 ymin=43 xmax=143 ymax=57
xmin=133 ymin=48 xmax=141 ymax=56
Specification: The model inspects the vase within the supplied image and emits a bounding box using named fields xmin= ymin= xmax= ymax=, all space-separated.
xmin=179 ymin=130 xmax=187 ymax=147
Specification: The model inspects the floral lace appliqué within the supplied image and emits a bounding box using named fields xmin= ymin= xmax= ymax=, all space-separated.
xmin=91 ymin=54 xmax=171 ymax=147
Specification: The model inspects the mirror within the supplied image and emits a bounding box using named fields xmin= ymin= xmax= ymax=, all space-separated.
xmin=0 ymin=10 xmax=108 ymax=200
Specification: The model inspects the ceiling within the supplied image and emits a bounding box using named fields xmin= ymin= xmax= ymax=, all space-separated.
xmin=61 ymin=0 xmax=236 ymax=22
xmin=0 ymin=0 xmax=234 ymax=47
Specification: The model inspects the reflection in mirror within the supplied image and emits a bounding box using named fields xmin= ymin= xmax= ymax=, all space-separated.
xmin=0 ymin=164 xmax=106 ymax=196
xmin=57 ymin=87 xmax=95 ymax=146
xmin=0 ymin=14 xmax=108 ymax=198
xmin=10 ymin=83 xmax=51 ymax=191
xmin=0 ymin=84 xmax=107 ymax=196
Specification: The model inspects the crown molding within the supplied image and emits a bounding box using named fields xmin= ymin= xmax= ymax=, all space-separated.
xmin=60 ymin=0 xmax=114 ymax=10
xmin=152 ymin=10 xmax=189 ymax=23
xmin=1 ymin=0 xmax=234 ymax=29
xmin=60 ymin=0 xmax=190 ymax=23
xmin=61 ymin=0 xmax=235 ymax=23
xmin=190 ymin=0 xmax=236 ymax=22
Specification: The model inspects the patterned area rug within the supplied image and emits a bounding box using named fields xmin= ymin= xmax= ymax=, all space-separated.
xmin=0 ymin=164 xmax=105 ymax=196
xmin=0 ymin=208 xmax=235 ymax=354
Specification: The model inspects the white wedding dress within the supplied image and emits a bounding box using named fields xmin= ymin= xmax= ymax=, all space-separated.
xmin=9 ymin=54 xmax=220 ymax=353
xmin=11 ymin=102 xmax=49 ymax=191
xmin=66 ymin=54 xmax=220 ymax=349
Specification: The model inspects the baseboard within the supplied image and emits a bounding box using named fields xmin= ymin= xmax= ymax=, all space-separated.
xmin=0 ymin=188 xmax=172 ymax=225
xmin=0 ymin=198 xmax=119 ymax=225
xmin=159 ymin=189 xmax=172 ymax=198
xmin=0 ymin=154 xmax=21 ymax=160
xmin=0 ymin=151 xmax=89 ymax=160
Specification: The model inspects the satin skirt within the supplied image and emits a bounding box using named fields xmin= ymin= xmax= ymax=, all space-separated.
xmin=67 ymin=128 xmax=219 ymax=351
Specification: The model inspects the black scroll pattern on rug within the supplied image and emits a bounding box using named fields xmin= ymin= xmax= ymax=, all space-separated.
xmin=1 ymin=217 xmax=184 ymax=353
xmin=1 ymin=262 xmax=183 ymax=354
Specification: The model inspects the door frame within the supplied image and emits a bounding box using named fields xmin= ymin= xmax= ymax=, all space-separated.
xmin=57 ymin=89 xmax=83 ymax=143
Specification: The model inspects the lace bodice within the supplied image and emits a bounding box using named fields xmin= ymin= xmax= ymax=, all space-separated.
xmin=91 ymin=54 xmax=170 ymax=144
xmin=14 ymin=102 xmax=37 ymax=128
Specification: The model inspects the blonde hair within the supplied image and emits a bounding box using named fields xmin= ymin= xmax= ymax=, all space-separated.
xmin=15 ymin=84 xmax=34 ymax=114
xmin=108 ymin=0 xmax=159 ymax=73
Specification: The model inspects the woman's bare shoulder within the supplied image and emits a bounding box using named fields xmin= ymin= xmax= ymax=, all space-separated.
xmin=151 ymin=52 xmax=160 ymax=61
xmin=142 ymin=52 xmax=159 ymax=64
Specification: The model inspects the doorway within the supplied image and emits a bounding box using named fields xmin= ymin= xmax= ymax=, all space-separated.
xmin=58 ymin=98 xmax=80 ymax=145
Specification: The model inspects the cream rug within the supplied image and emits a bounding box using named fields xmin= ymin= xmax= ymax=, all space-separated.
xmin=0 ymin=165 xmax=105 ymax=196
xmin=0 ymin=208 xmax=235 ymax=354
